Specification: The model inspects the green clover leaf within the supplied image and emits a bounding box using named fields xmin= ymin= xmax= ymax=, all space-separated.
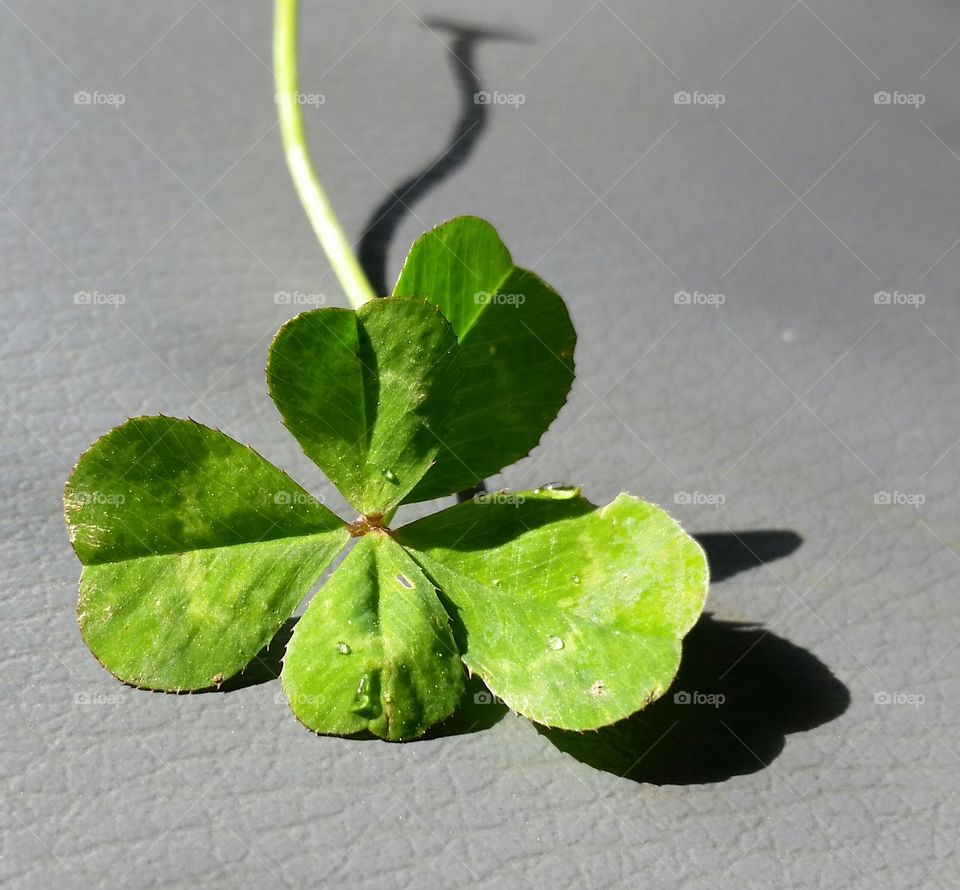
xmin=397 ymin=489 xmax=708 ymax=730
xmin=64 ymin=416 xmax=349 ymax=691
xmin=64 ymin=218 xmax=708 ymax=741
xmin=393 ymin=216 xmax=576 ymax=502
xmin=267 ymin=297 xmax=460 ymax=514
xmin=282 ymin=532 xmax=464 ymax=740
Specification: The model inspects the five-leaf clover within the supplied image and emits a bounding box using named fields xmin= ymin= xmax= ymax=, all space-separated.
xmin=64 ymin=217 xmax=709 ymax=741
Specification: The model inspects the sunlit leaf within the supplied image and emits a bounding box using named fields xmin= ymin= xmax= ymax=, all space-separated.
xmin=397 ymin=488 xmax=708 ymax=730
xmin=64 ymin=417 xmax=349 ymax=690
xmin=267 ymin=298 xmax=460 ymax=514
xmin=282 ymin=532 xmax=464 ymax=740
xmin=393 ymin=217 xmax=575 ymax=501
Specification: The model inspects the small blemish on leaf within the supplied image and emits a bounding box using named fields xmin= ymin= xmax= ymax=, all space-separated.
xmin=589 ymin=680 xmax=605 ymax=697
xmin=643 ymin=686 xmax=662 ymax=707
xmin=396 ymin=573 xmax=413 ymax=589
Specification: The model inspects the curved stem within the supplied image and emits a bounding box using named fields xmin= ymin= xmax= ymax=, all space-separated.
xmin=273 ymin=0 xmax=376 ymax=309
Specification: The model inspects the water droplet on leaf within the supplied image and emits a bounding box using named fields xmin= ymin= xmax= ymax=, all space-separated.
xmin=541 ymin=483 xmax=579 ymax=499
xmin=352 ymin=671 xmax=382 ymax=718
xmin=336 ymin=641 xmax=350 ymax=655
xmin=381 ymin=468 xmax=398 ymax=483
xmin=571 ymin=575 xmax=580 ymax=584
xmin=547 ymin=636 xmax=565 ymax=651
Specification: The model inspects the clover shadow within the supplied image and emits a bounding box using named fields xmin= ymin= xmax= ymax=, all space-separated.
xmin=425 ymin=673 xmax=509 ymax=738
xmin=538 ymin=530 xmax=852 ymax=784
xmin=695 ymin=529 xmax=803 ymax=583
xmin=358 ymin=17 xmax=529 ymax=295
xmin=538 ymin=613 xmax=850 ymax=784
xmin=214 ymin=617 xmax=297 ymax=691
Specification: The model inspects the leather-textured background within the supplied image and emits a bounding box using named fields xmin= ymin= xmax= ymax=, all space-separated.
xmin=2 ymin=1 xmax=958 ymax=887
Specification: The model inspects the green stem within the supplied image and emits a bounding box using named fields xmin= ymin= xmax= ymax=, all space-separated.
xmin=273 ymin=0 xmax=376 ymax=309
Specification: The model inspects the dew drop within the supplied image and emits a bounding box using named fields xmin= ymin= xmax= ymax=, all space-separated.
xmin=396 ymin=573 xmax=414 ymax=589
xmin=547 ymin=636 xmax=565 ymax=651
xmin=571 ymin=575 xmax=580 ymax=584
xmin=542 ymin=482 xmax=579 ymax=499
xmin=336 ymin=641 xmax=350 ymax=655
xmin=381 ymin=468 xmax=399 ymax=484
xmin=491 ymin=579 xmax=500 ymax=587
xmin=352 ymin=671 xmax=383 ymax=718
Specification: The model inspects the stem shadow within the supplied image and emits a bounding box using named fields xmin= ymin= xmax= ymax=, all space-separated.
xmin=357 ymin=17 xmax=529 ymax=296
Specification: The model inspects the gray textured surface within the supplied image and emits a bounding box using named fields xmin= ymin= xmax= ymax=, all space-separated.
xmin=2 ymin=1 xmax=959 ymax=887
